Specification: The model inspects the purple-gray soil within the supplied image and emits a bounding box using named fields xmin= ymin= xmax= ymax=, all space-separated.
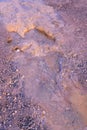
xmin=0 ymin=0 xmax=87 ymax=130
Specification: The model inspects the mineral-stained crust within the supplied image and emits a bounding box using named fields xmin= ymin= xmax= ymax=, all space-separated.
xmin=0 ymin=0 xmax=87 ymax=130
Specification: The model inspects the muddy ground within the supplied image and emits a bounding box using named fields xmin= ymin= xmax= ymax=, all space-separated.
xmin=0 ymin=0 xmax=87 ymax=130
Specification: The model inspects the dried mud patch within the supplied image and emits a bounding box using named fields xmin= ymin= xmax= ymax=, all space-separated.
xmin=0 ymin=0 xmax=87 ymax=130
xmin=0 ymin=24 xmax=50 ymax=130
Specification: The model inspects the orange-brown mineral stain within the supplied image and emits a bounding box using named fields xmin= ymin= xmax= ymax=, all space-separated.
xmin=69 ymin=87 xmax=87 ymax=125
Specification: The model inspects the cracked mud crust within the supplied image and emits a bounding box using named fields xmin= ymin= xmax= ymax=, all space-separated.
xmin=0 ymin=0 xmax=87 ymax=130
